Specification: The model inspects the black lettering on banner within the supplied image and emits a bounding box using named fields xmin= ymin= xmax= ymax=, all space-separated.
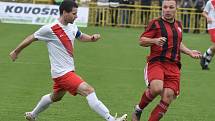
xmin=32 ymin=7 xmax=40 ymax=14
xmin=24 ymin=7 xmax=32 ymax=13
xmin=4 ymin=5 xmax=59 ymax=16
xmin=14 ymin=6 xmax=23 ymax=13
xmin=50 ymin=9 xmax=58 ymax=15
xmin=5 ymin=6 xmax=14 ymax=13
xmin=41 ymin=8 xmax=49 ymax=15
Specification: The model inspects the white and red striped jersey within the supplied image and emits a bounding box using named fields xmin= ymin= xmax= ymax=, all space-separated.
xmin=204 ymin=0 xmax=215 ymax=30
xmin=34 ymin=21 xmax=82 ymax=78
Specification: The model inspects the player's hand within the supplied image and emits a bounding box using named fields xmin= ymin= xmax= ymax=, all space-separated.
xmin=9 ymin=50 xmax=18 ymax=61
xmin=91 ymin=34 xmax=101 ymax=42
xmin=154 ymin=37 xmax=166 ymax=46
xmin=190 ymin=50 xmax=202 ymax=59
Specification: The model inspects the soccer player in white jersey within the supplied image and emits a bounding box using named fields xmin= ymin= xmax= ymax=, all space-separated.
xmin=9 ymin=1 xmax=127 ymax=121
xmin=200 ymin=0 xmax=215 ymax=70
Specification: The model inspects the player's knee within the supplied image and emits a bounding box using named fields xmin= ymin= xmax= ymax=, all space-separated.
xmin=85 ymin=86 xmax=95 ymax=95
xmin=51 ymin=95 xmax=63 ymax=102
xmin=52 ymin=97 xmax=62 ymax=102
xmin=150 ymin=86 xmax=163 ymax=95
xmin=162 ymin=91 xmax=175 ymax=103
xmin=150 ymin=80 xmax=163 ymax=95
xmin=166 ymin=93 xmax=174 ymax=100
xmin=81 ymin=85 xmax=95 ymax=96
xmin=77 ymin=82 xmax=95 ymax=96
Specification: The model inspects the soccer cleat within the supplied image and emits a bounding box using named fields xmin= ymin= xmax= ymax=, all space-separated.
xmin=25 ymin=112 xmax=36 ymax=121
xmin=131 ymin=105 xmax=142 ymax=121
xmin=200 ymin=57 xmax=210 ymax=70
xmin=114 ymin=113 xmax=127 ymax=121
xmin=202 ymin=65 xmax=210 ymax=70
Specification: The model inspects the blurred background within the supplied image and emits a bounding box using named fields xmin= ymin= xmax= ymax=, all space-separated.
xmin=0 ymin=0 xmax=208 ymax=33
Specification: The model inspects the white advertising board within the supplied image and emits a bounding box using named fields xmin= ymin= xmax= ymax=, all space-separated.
xmin=0 ymin=2 xmax=89 ymax=27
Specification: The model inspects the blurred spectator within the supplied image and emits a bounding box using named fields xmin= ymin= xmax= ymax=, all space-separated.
xmin=180 ymin=0 xmax=193 ymax=33
xmin=120 ymin=0 xmax=134 ymax=27
xmin=109 ymin=0 xmax=120 ymax=26
xmin=54 ymin=0 xmax=63 ymax=5
xmin=159 ymin=0 xmax=163 ymax=7
xmin=177 ymin=0 xmax=181 ymax=8
xmin=193 ymin=0 xmax=205 ymax=33
xmin=140 ymin=0 xmax=151 ymax=26
xmin=204 ymin=0 xmax=209 ymax=33
xmin=96 ymin=0 xmax=109 ymax=26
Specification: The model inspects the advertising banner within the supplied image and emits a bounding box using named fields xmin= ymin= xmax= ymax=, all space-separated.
xmin=0 ymin=2 xmax=89 ymax=27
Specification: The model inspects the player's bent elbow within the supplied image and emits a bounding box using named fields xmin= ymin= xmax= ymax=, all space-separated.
xmin=139 ymin=41 xmax=149 ymax=47
xmin=139 ymin=38 xmax=150 ymax=47
xmin=139 ymin=43 xmax=145 ymax=47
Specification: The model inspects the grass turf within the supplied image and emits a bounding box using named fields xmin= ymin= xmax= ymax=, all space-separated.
xmin=0 ymin=23 xmax=214 ymax=121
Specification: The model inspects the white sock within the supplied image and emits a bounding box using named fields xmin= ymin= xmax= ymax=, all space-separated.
xmin=207 ymin=48 xmax=213 ymax=55
xmin=204 ymin=48 xmax=213 ymax=57
xmin=204 ymin=48 xmax=214 ymax=65
xmin=135 ymin=105 xmax=142 ymax=111
xmin=86 ymin=92 xmax=114 ymax=121
xmin=31 ymin=94 xmax=53 ymax=117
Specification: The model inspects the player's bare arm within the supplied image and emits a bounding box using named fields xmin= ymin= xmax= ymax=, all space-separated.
xmin=79 ymin=33 xmax=101 ymax=42
xmin=139 ymin=36 xmax=166 ymax=47
xmin=180 ymin=42 xmax=202 ymax=59
xmin=9 ymin=34 xmax=37 ymax=61
xmin=202 ymin=11 xmax=212 ymax=24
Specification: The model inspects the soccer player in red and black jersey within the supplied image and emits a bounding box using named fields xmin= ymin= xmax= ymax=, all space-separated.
xmin=131 ymin=0 xmax=202 ymax=121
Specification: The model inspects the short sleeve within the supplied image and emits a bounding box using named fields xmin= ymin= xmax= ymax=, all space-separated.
xmin=34 ymin=25 xmax=52 ymax=41
xmin=140 ymin=19 xmax=158 ymax=38
xmin=68 ymin=23 xmax=82 ymax=39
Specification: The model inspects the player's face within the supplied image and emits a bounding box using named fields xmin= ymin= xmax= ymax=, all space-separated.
xmin=64 ymin=8 xmax=78 ymax=24
xmin=162 ymin=1 xmax=176 ymax=22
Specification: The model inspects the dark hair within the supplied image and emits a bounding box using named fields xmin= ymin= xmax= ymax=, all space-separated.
xmin=59 ymin=0 xmax=78 ymax=16
xmin=163 ymin=0 xmax=177 ymax=5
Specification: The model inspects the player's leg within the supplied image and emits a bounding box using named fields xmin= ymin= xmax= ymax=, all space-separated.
xmin=201 ymin=29 xmax=215 ymax=70
xmin=148 ymin=88 xmax=175 ymax=121
xmin=24 ymin=93 xmax=54 ymax=120
xmin=148 ymin=63 xmax=179 ymax=121
xmin=25 ymin=71 xmax=73 ymax=121
xmin=132 ymin=80 xmax=163 ymax=121
xmin=25 ymin=90 xmax=66 ymax=120
xmin=132 ymin=62 xmax=164 ymax=121
xmin=201 ymin=46 xmax=214 ymax=70
xmin=60 ymin=71 xmax=126 ymax=121
xmin=25 ymin=94 xmax=54 ymax=121
xmin=77 ymin=82 xmax=127 ymax=121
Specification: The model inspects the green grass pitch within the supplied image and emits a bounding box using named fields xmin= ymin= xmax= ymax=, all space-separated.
xmin=0 ymin=23 xmax=215 ymax=121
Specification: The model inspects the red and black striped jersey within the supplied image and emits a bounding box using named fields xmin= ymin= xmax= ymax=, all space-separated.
xmin=141 ymin=17 xmax=183 ymax=63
